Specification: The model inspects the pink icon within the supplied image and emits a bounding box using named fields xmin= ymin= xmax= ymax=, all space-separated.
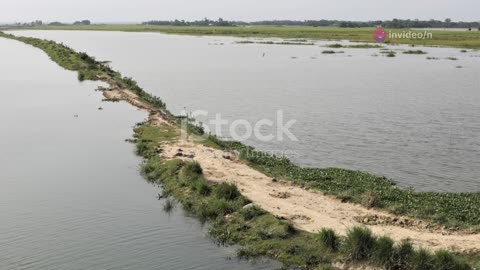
xmin=374 ymin=27 xmax=387 ymax=42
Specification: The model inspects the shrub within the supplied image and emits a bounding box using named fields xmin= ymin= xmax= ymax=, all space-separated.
xmin=193 ymin=180 xmax=212 ymax=196
xmin=239 ymin=205 xmax=266 ymax=221
xmin=390 ymin=240 xmax=414 ymax=270
xmin=411 ymin=248 xmax=435 ymax=270
xmin=77 ymin=71 xmax=85 ymax=81
xmin=319 ymin=228 xmax=339 ymax=251
xmin=433 ymin=250 xmax=469 ymax=270
xmin=343 ymin=227 xmax=376 ymax=261
xmin=183 ymin=161 xmax=203 ymax=175
xmin=214 ymin=182 xmax=241 ymax=201
xmin=197 ymin=198 xmax=237 ymax=220
xmin=372 ymin=236 xmax=395 ymax=267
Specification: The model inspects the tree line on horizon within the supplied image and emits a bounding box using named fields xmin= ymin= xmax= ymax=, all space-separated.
xmin=143 ymin=18 xmax=480 ymax=29
xmin=5 ymin=18 xmax=480 ymax=30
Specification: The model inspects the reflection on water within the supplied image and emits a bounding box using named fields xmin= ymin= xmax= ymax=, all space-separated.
xmin=0 ymin=37 xmax=277 ymax=270
xmin=10 ymin=30 xmax=480 ymax=192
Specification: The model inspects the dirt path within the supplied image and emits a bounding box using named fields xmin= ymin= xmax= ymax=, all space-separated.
xmin=160 ymin=139 xmax=480 ymax=253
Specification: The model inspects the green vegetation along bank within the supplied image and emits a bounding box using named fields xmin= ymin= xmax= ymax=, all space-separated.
xmin=1 ymin=31 xmax=478 ymax=269
xmin=9 ymin=25 xmax=480 ymax=49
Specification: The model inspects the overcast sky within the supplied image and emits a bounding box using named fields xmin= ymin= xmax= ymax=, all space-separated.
xmin=2 ymin=0 xmax=479 ymax=23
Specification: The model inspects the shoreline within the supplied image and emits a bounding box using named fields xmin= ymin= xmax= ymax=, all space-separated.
xmin=1 ymin=31 xmax=478 ymax=269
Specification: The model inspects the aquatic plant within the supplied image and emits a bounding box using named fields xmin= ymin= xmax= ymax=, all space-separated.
xmin=163 ymin=198 xmax=175 ymax=212
xmin=403 ymin=50 xmax=427 ymax=54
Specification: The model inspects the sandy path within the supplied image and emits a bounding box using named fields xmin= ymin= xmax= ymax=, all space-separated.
xmin=161 ymin=139 xmax=480 ymax=253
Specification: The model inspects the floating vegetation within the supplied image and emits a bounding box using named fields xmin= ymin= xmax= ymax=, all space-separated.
xmin=403 ymin=50 xmax=428 ymax=54
xmin=163 ymin=198 xmax=175 ymax=213
xmin=322 ymin=50 xmax=344 ymax=54
xmin=426 ymin=57 xmax=440 ymax=60
xmin=446 ymin=57 xmax=458 ymax=60
xmin=326 ymin=43 xmax=343 ymax=48
xmin=326 ymin=43 xmax=382 ymax=49
xmin=460 ymin=49 xmax=468 ymax=53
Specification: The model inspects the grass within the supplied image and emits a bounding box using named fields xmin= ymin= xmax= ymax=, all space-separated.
xmin=10 ymin=25 xmax=480 ymax=49
xmin=318 ymin=228 xmax=339 ymax=252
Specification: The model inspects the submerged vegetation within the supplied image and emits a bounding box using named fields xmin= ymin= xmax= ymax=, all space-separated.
xmin=2 ymin=32 xmax=479 ymax=269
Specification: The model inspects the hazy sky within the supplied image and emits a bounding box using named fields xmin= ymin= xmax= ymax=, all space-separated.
xmin=2 ymin=0 xmax=479 ymax=23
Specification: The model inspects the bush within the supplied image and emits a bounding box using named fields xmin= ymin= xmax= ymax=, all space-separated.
xmin=239 ymin=205 xmax=266 ymax=221
xmin=319 ymin=228 xmax=339 ymax=251
xmin=411 ymin=248 xmax=435 ymax=270
xmin=390 ymin=240 xmax=414 ymax=270
xmin=372 ymin=236 xmax=395 ymax=267
xmin=197 ymin=198 xmax=237 ymax=220
xmin=183 ymin=161 xmax=203 ymax=175
xmin=214 ymin=182 xmax=241 ymax=201
xmin=343 ymin=227 xmax=376 ymax=261
xmin=193 ymin=180 xmax=212 ymax=196
xmin=433 ymin=250 xmax=469 ymax=270
xmin=77 ymin=71 xmax=85 ymax=81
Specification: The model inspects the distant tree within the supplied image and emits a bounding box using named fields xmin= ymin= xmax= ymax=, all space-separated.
xmin=73 ymin=20 xmax=91 ymax=26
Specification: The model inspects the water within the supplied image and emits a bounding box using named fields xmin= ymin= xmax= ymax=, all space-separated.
xmin=9 ymin=30 xmax=480 ymax=192
xmin=0 ymin=37 xmax=277 ymax=270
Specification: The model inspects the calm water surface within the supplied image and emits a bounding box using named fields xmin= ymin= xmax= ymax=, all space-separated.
xmin=11 ymin=30 xmax=480 ymax=192
xmin=0 ymin=37 xmax=277 ymax=270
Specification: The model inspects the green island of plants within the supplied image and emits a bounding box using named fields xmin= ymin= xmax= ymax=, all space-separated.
xmin=1 ymin=31 xmax=479 ymax=269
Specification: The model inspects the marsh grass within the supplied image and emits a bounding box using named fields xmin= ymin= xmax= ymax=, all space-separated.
xmin=318 ymin=228 xmax=339 ymax=251
xmin=343 ymin=227 xmax=376 ymax=261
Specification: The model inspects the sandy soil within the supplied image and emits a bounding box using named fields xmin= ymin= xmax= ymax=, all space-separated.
xmin=160 ymin=139 xmax=480 ymax=253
